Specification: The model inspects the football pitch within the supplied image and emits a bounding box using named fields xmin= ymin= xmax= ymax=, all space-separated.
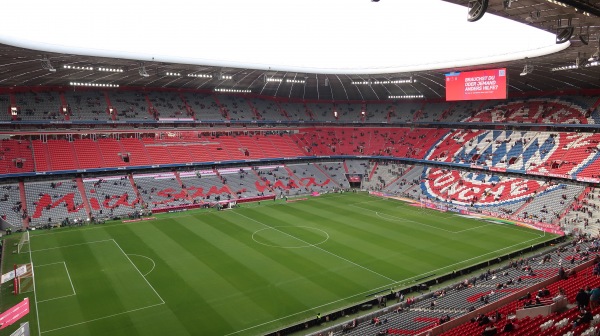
xmin=3 ymin=193 xmax=555 ymax=336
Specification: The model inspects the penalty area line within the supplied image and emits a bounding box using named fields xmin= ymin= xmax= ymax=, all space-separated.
xmin=40 ymin=303 xmax=165 ymax=334
xmin=30 ymin=239 xmax=114 ymax=253
xmin=111 ymin=239 xmax=165 ymax=304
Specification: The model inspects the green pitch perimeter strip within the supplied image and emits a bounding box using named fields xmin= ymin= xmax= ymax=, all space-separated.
xmin=6 ymin=193 xmax=554 ymax=336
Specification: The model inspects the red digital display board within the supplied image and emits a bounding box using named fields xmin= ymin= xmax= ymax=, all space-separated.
xmin=445 ymin=68 xmax=507 ymax=101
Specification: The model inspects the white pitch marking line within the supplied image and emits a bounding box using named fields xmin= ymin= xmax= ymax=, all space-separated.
xmin=360 ymin=205 xmax=458 ymax=233
xmin=36 ymin=262 xmax=77 ymax=303
xmin=232 ymin=211 xmax=396 ymax=283
xmin=37 ymin=293 xmax=76 ymax=303
xmin=63 ymin=262 xmax=76 ymax=296
xmin=353 ymin=203 xmax=545 ymax=237
xmin=29 ymin=247 xmax=42 ymax=336
xmin=224 ymin=234 xmax=546 ymax=336
xmin=375 ymin=211 xmax=490 ymax=234
xmin=40 ymin=303 xmax=165 ymax=334
xmin=454 ymin=224 xmax=494 ymax=233
xmin=126 ymin=254 xmax=156 ymax=277
xmin=30 ymin=239 xmax=113 ymax=253
xmin=111 ymin=239 xmax=165 ymax=304
xmin=35 ymin=261 xmax=67 ymax=268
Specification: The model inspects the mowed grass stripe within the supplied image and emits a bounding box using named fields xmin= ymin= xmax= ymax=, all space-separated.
xmin=18 ymin=193 xmax=557 ymax=336
xmin=268 ymin=200 xmax=462 ymax=278
xmin=180 ymin=213 xmax=387 ymax=332
xmin=275 ymin=201 xmax=456 ymax=265
xmin=168 ymin=213 xmax=393 ymax=334
xmin=259 ymin=195 xmax=550 ymax=280
xmin=35 ymin=263 xmax=74 ymax=302
xmin=235 ymin=207 xmax=396 ymax=281
xmin=249 ymin=205 xmax=410 ymax=274
xmin=173 ymin=214 xmax=336 ymax=309
xmin=152 ymin=218 xmax=305 ymax=334
xmin=109 ymin=222 xmax=231 ymax=336
xmin=124 ymin=220 xmax=251 ymax=335
xmin=33 ymin=240 xmax=141 ymax=334
xmin=198 ymin=213 xmax=380 ymax=298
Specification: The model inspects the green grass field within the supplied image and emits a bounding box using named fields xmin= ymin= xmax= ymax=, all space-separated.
xmin=1 ymin=193 xmax=555 ymax=336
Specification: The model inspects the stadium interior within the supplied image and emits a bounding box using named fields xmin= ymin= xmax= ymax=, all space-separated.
xmin=5 ymin=0 xmax=600 ymax=336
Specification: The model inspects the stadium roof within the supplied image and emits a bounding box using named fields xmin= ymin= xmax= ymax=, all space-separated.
xmin=0 ymin=0 xmax=600 ymax=100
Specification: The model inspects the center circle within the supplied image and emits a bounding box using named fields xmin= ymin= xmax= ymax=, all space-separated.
xmin=252 ymin=226 xmax=329 ymax=248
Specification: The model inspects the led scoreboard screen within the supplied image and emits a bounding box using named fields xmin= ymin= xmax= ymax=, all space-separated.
xmin=445 ymin=68 xmax=507 ymax=101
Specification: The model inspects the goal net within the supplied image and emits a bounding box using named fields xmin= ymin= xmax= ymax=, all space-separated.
xmin=15 ymin=263 xmax=33 ymax=295
xmin=16 ymin=231 xmax=30 ymax=254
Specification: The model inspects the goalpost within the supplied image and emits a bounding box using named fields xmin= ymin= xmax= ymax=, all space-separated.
xmin=3 ymin=263 xmax=34 ymax=295
xmin=16 ymin=231 xmax=30 ymax=254
xmin=14 ymin=263 xmax=34 ymax=295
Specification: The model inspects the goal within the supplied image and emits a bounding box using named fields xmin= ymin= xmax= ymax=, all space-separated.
xmin=16 ymin=231 xmax=30 ymax=254
xmin=14 ymin=263 xmax=33 ymax=295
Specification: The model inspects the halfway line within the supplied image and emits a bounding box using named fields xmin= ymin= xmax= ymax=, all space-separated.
xmin=231 ymin=211 xmax=396 ymax=283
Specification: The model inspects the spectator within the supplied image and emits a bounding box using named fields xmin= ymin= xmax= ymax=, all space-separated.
xmin=590 ymin=286 xmax=600 ymax=309
xmin=502 ymin=320 xmax=517 ymax=332
xmin=571 ymin=308 xmax=593 ymax=329
xmin=576 ymin=288 xmax=590 ymax=310
xmin=481 ymin=324 xmax=497 ymax=336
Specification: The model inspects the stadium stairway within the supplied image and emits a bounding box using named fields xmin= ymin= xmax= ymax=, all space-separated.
xmin=591 ymin=96 xmax=600 ymax=113
xmin=212 ymin=95 xmax=229 ymax=120
xmin=305 ymin=104 xmax=316 ymax=121
xmin=437 ymin=102 xmax=456 ymax=122
xmin=248 ymin=168 xmax=274 ymax=193
xmin=314 ymin=164 xmax=343 ymax=189
xmin=273 ymin=101 xmax=289 ymax=120
xmin=19 ymin=180 xmax=28 ymax=228
xmin=245 ymin=99 xmax=262 ymax=120
xmin=103 ymin=91 xmax=117 ymax=121
xmin=383 ymin=176 xmax=403 ymax=190
xmin=174 ymin=171 xmax=185 ymax=188
xmin=170 ymin=171 xmax=197 ymax=202
xmin=76 ymin=177 xmax=92 ymax=217
xmin=128 ymin=173 xmax=142 ymax=202
xmin=142 ymin=92 xmax=154 ymax=119
xmin=511 ymin=182 xmax=550 ymax=217
xmin=556 ymin=187 xmax=591 ymax=225
xmin=368 ymin=162 xmax=379 ymax=181
xmin=215 ymin=169 xmax=227 ymax=184
xmin=383 ymin=165 xmax=422 ymax=194
xmin=386 ymin=104 xmax=395 ymax=123
xmin=57 ymin=92 xmax=69 ymax=120
xmin=31 ymin=140 xmax=51 ymax=172
xmin=178 ymin=92 xmax=195 ymax=120
xmin=283 ymin=165 xmax=302 ymax=182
